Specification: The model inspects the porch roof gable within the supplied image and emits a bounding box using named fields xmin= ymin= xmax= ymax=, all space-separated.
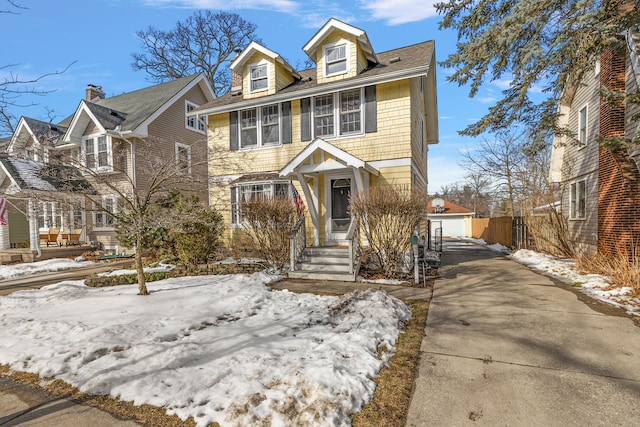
xmin=278 ymin=137 xmax=378 ymax=177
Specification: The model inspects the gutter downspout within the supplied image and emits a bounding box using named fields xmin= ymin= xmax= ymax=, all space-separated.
xmin=197 ymin=113 xmax=211 ymax=208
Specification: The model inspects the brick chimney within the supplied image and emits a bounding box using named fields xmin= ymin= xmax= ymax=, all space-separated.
xmin=230 ymin=48 xmax=243 ymax=94
xmin=86 ymin=84 xmax=105 ymax=102
xmin=597 ymin=41 xmax=640 ymax=259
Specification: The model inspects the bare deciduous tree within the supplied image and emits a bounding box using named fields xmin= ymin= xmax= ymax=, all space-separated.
xmin=459 ymin=131 xmax=526 ymax=217
xmin=53 ymin=136 xmax=211 ymax=295
xmin=1 ymin=1 xmax=74 ymax=137
xmin=131 ymin=11 xmax=260 ymax=96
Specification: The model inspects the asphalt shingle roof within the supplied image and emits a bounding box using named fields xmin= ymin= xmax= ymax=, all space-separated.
xmin=58 ymin=74 xmax=201 ymax=132
xmin=196 ymin=41 xmax=435 ymax=112
xmin=0 ymin=155 xmax=92 ymax=193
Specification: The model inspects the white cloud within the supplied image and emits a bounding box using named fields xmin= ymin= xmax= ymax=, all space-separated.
xmin=475 ymin=96 xmax=497 ymax=104
xmin=492 ymin=78 xmax=513 ymax=90
xmin=359 ymin=0 xmax=439 ymax=25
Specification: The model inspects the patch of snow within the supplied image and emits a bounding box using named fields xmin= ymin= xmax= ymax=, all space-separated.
xmin=98 ymin=261 xmax=175 ymax=277
xmin=511 ymin=249 xmax=639 ymax=317
xmin=0 ymin=272 xmax=410 ymax=426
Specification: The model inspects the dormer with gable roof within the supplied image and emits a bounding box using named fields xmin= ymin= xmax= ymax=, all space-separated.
xmin=7 ymin=117 xmax=67 ymax=163
xmin=303 ymin=18 xmax=378 ymax=84
xmin=230 ymin=41 xmax=301 ymax=99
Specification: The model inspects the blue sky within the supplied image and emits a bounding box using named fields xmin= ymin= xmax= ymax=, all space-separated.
xmin=2 ymin=0 xmax=505 ymax=192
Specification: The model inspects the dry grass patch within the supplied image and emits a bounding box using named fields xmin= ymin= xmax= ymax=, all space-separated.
xmin=351 ymin=300 xmax=429 ymax=427
xmin=0 ymin=366 xmax=205 ymax=426
xmin=575 ymin=243 xmax=640 ymax=295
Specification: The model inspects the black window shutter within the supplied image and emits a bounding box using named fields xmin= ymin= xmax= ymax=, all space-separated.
xmin=282 ymin=101 xmax=292 ymax=144
xmin=365 ymin=85 xmax=377 ymax=133
xmin=229 ymin=111 xmax=239 ymax=150
xmin=300 ymin=97 xmax=311 ymax=141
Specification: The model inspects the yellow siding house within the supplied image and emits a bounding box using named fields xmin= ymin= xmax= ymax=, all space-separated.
xmin=193 ymin=19 xmax=438 ymax=277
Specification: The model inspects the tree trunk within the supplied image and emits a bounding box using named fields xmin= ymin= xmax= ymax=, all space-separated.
xmin=135 ymin=234 xmax=148 ymax=295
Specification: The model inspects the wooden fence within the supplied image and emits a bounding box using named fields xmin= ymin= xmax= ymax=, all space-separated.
xmin=471 ymin=217 xmax=513 ymax=247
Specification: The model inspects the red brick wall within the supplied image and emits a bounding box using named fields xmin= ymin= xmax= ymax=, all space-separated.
xmin=597 ymin=46 xmax=640 ymax=257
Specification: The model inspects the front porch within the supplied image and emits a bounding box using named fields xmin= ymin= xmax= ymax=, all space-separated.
xmin=0 ymin=244 xmax=93 ymax=265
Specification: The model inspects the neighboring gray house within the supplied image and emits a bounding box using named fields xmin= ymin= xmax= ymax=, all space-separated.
xmin=0 ymin=74 xmax=215 ymax=255
xmin=550 ymin=27 xmax=640 ymax=256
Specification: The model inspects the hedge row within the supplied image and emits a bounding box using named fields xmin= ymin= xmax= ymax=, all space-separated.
xmin=85 ymin=262 xmax=267 ymax=287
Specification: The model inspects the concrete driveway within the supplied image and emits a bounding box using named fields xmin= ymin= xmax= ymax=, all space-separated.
xmin=406 ymin=240 xmax=640 ymax=426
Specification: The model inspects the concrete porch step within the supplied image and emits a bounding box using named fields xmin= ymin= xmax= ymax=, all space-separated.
xmin=298 ymin=262 xmax=350 ymax=272
xmin=287 ymin=270 xmax=358 ymax=282
xmin=302 ymin=246 xmax=349 ymax=257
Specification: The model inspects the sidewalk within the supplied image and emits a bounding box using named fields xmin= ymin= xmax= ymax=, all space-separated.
xmin=0 ymin=260 xmax=134 ymax=296
xmin=406 ymin=240 xmax=640 ymax=426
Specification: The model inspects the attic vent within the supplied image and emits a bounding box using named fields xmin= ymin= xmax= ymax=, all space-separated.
xmin=50 ymin=126 xmax=58 ymax=132
xmin=110 ymin=110 xmax=118 ymax=117
xmin=231 ymin=90 xmax=243 ymax=96
xmin=389 ymin=57 xmax=401 ymax=63
xmin=301 ymin=76 xmax=313 ymax=82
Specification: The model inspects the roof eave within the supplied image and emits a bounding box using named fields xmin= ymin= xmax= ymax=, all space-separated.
xmin=193 ymin=65 xmax=431 ymax=117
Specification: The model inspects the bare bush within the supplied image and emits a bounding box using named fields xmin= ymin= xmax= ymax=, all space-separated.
xmin=351 ymin=185 xmax=426 ymax=278
xmin=524 ymin=208 xmax=574 ymax=257
xmin=241 ymin=196 xmax=298 ymax=270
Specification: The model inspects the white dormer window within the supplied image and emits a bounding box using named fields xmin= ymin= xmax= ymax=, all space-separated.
xmin=324 ymin=41 xmax=348 ymax=77
xmin=82 ymin=134 xmax=112 ymax=172
xmin=186 ymin=101 xmax=206 ymax=133
xmin=249 ymin=62 xmax=268 ymax=92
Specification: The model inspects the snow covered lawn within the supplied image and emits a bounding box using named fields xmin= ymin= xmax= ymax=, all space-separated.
xmin=0 ymin=272 xmax=410 ymax=426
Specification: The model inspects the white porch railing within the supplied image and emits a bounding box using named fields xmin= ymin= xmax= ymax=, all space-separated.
xmin=289 ymin=215 xmax=306 ymax=272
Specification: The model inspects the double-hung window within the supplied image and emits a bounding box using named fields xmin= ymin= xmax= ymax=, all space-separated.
xmin=37 ymin=201 xmax=59 ymax=229
xmin=186 ymin=101 xmax=206 ymax=132
xmin=578 ymin=105 xmax=587 ymax=147
xmin=250 ymin=62 xmax=268 ymax=92
xmin=175 ymin=142 xmax=192 ymax=175
xmin=570 ymin=180 xmax=586 ymax=220
xmin=313 ymin=89 xmax=362 ymax=138
xmin=83 ymin=135 xmax=112 ymax=172
xmin=314 ymin=94 xmax=335 ymax=137
xmin=324 ymin=42 xmax=347 ymax=76
xmin=230 ymin=181 xmax=291 ymax=226
xmin=94 ymin=196 xmax=117 ymax=228
xmin=240 ymin=104 xmax=281 ymax=149
xmin=339 ymin=89 xmax=362 ymax=134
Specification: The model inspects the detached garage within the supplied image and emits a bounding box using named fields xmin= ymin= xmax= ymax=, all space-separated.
xmin=428 ymin=198 xmax=475 ymax=238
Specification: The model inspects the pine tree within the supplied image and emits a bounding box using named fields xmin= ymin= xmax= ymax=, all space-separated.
xmin=436 ymin=0 xmax=640 ymax=145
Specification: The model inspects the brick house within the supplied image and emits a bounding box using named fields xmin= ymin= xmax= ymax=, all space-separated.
xmin=550 ymin=27 xmax=640 ymax=256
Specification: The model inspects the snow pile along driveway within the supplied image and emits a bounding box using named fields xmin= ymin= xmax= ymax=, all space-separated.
xmin=0 ymin=272 xmax=411 ymax=426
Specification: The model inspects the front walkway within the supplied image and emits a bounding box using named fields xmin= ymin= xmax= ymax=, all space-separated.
xmin=406 ymin=240 xmax=640 ymax=426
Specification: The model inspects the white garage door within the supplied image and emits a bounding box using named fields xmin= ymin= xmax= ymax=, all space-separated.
xmin=431 ymin=216 xmax=466 ymax=237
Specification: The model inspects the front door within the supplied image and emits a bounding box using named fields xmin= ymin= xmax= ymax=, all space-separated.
xmin=329 ymin=177 xmax=351 ymax=243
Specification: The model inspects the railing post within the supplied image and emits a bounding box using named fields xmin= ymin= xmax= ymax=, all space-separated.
xmin=290 ymin=235 xmax=296 ymax=272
